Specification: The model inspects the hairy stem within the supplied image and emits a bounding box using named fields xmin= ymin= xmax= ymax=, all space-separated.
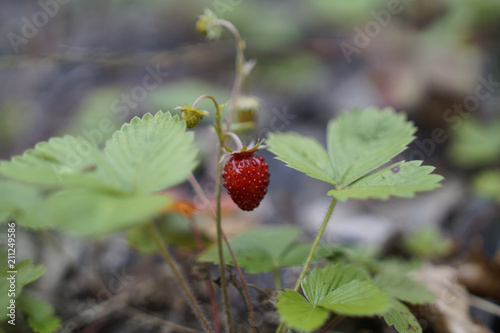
xmin=293 ymin=198 xmax=337 ymax=291
xmin=146 ymin=220 xmax=213 ymax=333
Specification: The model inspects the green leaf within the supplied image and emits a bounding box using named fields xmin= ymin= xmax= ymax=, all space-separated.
xmin=267 ymin=132 xmax=337 ymax=184
xmin=197 ymin=226 xmax=301 ymax=273
xmin=328 ymin=161 xmax=443 ymax=201
xmin=277 ymin=264 xmax=390 ymax=331
xmin=18 ymin=294 xmax=61 ymax=333
xmin=301 ymin=264 xmax=371 ymax=305
xmin=276 ymin=289 xmax=329 ymax=332
xmin=327 ymin=108 xmax=415 ymax=186
xmin=318 ymin=280 xmax=390 ymax=316
xmin=473 ymin=170 xmax=500 ymax=201
xmin=0 ymin=136 xmax=119 ymax=192
xmin=0 ymin=180 xmax=40 ymax=222
xmin=103 ymin=111 xmax=198 ymax=194
xmin=374 ymin=272 xmax=435 ymax=304
xmin=383 ymin=299 xmax=422 ymax=333
xmin=268 ymin=108 xmax=442 ymax=201
xmin=448 ymin=119 xmax=500 ymax=167
xmin=0 ymin=112 xmax=199 ymax=196
xmin=43 ymin=190 xmax=170 ymax=236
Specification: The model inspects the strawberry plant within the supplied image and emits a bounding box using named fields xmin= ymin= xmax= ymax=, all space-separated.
xmin=0 ymin=8 xmax=444 ymax=333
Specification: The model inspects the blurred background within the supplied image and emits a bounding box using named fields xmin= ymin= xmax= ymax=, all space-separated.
xmin=1 ymin=0 xmax=500 ymax=332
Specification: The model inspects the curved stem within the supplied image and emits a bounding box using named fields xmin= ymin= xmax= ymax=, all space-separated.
xmin=188 ymin=173 xmax=255 ymax=333
xmin=145 ymin=220 xmax=213 ymax=333
xmin=293 ymin=198 xmax=337 ymax=291
xmin=212 ymin=20 xmax=246 ymax=133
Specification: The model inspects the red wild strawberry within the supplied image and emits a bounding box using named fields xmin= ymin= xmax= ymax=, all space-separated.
xmin=222 ymin=150 xmax=270 ymax=211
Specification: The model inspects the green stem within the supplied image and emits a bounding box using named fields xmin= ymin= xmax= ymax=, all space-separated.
xmin=215 ymin=152 xmax=234 ymax=333
xmin=276 ymin=198 xmax=338 ymax=333
xmin=293 ymin=198 xmax=337 ymax=291
xmin=145 ymin=220 xmax=213 ymax=333
xmin=273 ymin=266 xmax=282 ymax=290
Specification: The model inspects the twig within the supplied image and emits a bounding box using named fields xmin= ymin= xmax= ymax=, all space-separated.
xmin=146 ymin=220 xmax=213 ymax=333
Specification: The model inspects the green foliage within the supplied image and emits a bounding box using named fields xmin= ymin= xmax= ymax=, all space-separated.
xmin=268 ymin=108 xmax=442 ymax=201
xmin=0 ymin=180 xmax=40 ymax=223
xmin=0 ymin=111 xmax=196 ymax=235
xmin=103 ymin=112 xmax=198 ymax=194
xmin=473 ymin=170 xmax=500 ymax=201
xmin=18 ymin=294 xmax=60 ymax=333
xmin=276 ymin=264 xmax=390 ymax=331
xmin=383 ymin=299 xmax=422 ymax=333
xmin=326 ymin=108 xmax=416 ymax=186
xmin=198 ymin=227 xmax=305 ymax=273
xmin=328 ymin=161 xmax=442 ymax=201
xmin=374 ymin=272 xmax=434 ymax=305
xmin=402 ymin=226 xmax=453 ymax=258
xmin=448 ymin=119 xmax=500 ymax=167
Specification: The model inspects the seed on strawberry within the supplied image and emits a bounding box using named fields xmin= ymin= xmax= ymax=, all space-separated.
xmin=222 ymin=151 xmax=270 ymax=211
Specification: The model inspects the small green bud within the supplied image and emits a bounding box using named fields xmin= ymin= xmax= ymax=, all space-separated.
xmin=235 ymin=95 xmax=260 ymax=123
xmin=175 ymin=105 xmax=209 ymax=128
xmin=196 ymin=9 xmax=222 ymax=40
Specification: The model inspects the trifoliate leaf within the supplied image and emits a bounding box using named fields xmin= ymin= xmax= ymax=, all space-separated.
xmin=301 ymin=264 xmax=371 ymax=305
xmin=327 ymin=108 xmax=415 ymax=186
xmin=268 ymin=108 xmax=442 ymax=201
xmin=448 ymin=119 xmax=500 ymax=167
xmin=276 ymin=289 xmax=329 ymax=332
xmin=0 ymin=180 xmax=40 ymax=222
xmin=374 ymin=272 xmax=435 ymax=305
xmin=0 ymin=136 xmax=119 ymax=192
xmin=318 ymin=280 xmax=390 ymax=316
xmin=40 ymin=190 xmax=170 ymax=236
xmin=267 ymin=132 xmax=337 ymax=184
xmin=473 ymin=170 xmax=500 ymax=201
xmin=383 ymin=299 xmax=422 ymax=333
xmin=277 ymin=263 xmax=389 ymax=331
xmin=18 ymin=294 xmax=61 ymax=333
xmin=198 ymin=226 xmax=301 ymax=273
xmin=104 ymin=111 xmax=198 ymax=194
xmin=328 ymin=161 xmax=443 ymax=201
xmin=0 ymin=112 xmax=199 ymax=196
